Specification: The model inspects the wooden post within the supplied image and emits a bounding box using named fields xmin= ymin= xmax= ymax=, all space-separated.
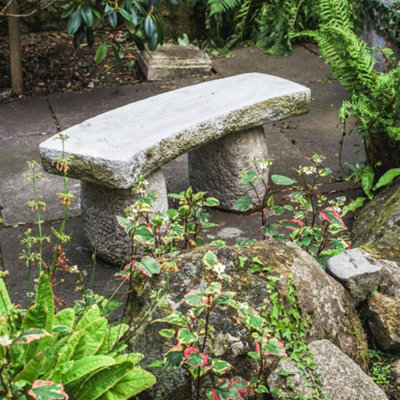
xmin=7 ymin=0 xmax=23 ymax=94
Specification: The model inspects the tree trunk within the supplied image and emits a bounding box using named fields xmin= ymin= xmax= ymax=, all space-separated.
xmin=7 ymin=0 xmax=23 ymax=94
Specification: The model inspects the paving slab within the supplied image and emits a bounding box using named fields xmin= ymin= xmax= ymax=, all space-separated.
xmin=0 ymin=217 xmax=123 ymax=309
xmin=0 ymin=133 xmax=80 ymax=226
xmin=212 ymin=45 xmax=331 ymax=84
xmin=0 ymin=95 xmax=56 ymax=138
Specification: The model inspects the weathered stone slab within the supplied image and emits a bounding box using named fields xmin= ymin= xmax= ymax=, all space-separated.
xmin=40 ymin=73 xmax=310 ymax=189
xmin=327 ymin=248 xmax=382 ymax=305
xmin=268 ymin=339 xmax=388 ymax=400
xmin=137 ymin=43 xmax=212 ymax=81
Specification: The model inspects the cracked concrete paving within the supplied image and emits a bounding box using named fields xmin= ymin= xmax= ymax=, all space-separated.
xmin=0 ymin=45 xmax=365 ymax=307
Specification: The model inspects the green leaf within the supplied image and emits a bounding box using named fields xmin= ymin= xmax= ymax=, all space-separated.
xmin=107 ymin=10 xmax=118 ymax=27
xmin=361 ymin=167 xmax=374 ymax=199
xmin=61 ymin=5 xmax=75 ymax=19
xmin=95 ymin=42 xmax=108 ymax=64
xmin=54 ymin=308 xmax=76 ymax=331
xmin=342 ymin=196 xmax=366 ymax=216
xmin=155 ymin=312 xmax=186 ymax=327
xmin=240 ymin=171 xmax=258 ymax=186
xmin=177 ymin=328 xmax=198 ymax=344
xmin=97 ymin=324 xmax=129 ymax=355
xmin=75 ymin=361 xmax=135 ymax=399
xmin=35 ymin=274 xmax=54 ymax=332
xmin=80 ymin=4 xmax=94 ymax=27
xmin=211 ymin=359 xmax=231 ymax=374
xmin=144 ymin=15 xmax=155 ymax=38
xmin=136 ymin=257 xmax=160 ymax=277
xmin=159 ymin=329 xmax=175 ymax=339
xmin=0 ymin=277 xmax=11 ymax=318
xmin=203 ymin=250 xmax=217 ymax=269
xmin=234 ymin=197 xmax=253 ymax=211
xmin=205 ymin=197 xmax=220 ymax=207
xmin=62 ymin=355 xmax=116 ymax=385
xmin=96 ymin=367 xmax=156 ymax=399
xmin=373 ymin=168 xmax=400 ymax=190
xmin=14 ymin=348 xmax=55 ymax=382
xmin=118 ymin=7 xmax=131 ymax=21
xmin=271 ymin=175 xmax=296 ymax=185
xmin=114 ymin=353 xmax=143 ymax=365
xmin=164 ymin=349 xmax=184 ymax=368
xmin=67 ymin=8 xmax=82 ymax=35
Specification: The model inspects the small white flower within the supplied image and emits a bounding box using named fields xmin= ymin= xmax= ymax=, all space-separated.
xmin=69 ymin=265 xmax=79 ymax=273
xmin=0 ymin=334 xmax=12 ymax=347
xmin=213 ymin=262 xmax=226 ymax=275
xmin=301 ymin=166 xmax=317 ymax=175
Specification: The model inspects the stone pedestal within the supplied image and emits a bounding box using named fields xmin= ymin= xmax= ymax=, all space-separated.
xmin=188 ymin=127 xmax=269 ymax=210
xmin=81 ymin=169 xmax=168 ymax=264
xmin=137 ymin=43 xmax=212 ymax=81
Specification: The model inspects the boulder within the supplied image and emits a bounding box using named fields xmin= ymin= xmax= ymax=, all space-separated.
xmin=362 ymin=250 xmax=400 ymax=299
xmin=326 ymin=248 xmax=382 ymax=305
xmin=352 ymin=180 xmax=400 ymax=250
xmin=368 ymin=292 xmax=400 ymax=351
xmin=268 ymin=339 xmax=388 ymax=400
xmin=129 ymin=241 xmax=368 ymax=399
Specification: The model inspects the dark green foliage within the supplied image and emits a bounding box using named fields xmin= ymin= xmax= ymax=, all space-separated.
xmin=200 ymin=0 xmax=319 ymax=55
xmin=294 ymin=0 xmax=400 ymax=177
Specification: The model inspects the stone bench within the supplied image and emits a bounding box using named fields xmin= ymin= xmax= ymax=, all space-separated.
xmin=39 ymin=73 xmax=310 ymax=263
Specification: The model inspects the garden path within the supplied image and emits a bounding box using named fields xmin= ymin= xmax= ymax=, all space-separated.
xmin=0 ymin=44 xmax=365 ymax=308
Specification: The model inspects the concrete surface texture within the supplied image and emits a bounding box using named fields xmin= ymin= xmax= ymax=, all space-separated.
xmin=0 ymin=44 xmax=365 ymax=308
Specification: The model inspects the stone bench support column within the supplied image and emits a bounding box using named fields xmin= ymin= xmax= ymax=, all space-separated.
xmin=81 ymin=168 xmax=168 ymax=264
xmin=189 ymin=127 xmax=268 ymax=209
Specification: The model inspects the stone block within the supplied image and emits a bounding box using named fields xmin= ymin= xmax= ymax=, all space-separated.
xmin=137 ymin=43 xmax=212 ymax=81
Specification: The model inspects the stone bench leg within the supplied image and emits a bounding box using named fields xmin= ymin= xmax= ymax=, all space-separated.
xmin=81 ymin=168 xmax=168 ymax=264
xmin=188 ymin=127 xmax=269 ymax=210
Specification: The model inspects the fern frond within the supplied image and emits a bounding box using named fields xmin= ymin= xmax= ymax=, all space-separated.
xmin=316 ymin=0 xmax=353 ymax=30
xmin=207 ymin=0 xmax=241 ymax=16
xmin=294 ymin=25 xmax=377 ymax=93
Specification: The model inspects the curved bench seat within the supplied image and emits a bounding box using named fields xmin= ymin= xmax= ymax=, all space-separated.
xmin=40 ymin=73 xmax=310 ymax=263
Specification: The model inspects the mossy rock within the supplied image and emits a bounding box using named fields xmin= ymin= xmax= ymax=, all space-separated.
xmin=352 ymin=180 xmax=400 ymax=252
xmin=129 ymin=241 xmax=368 ymax=399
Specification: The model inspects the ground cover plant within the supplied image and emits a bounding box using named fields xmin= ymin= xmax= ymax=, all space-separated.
xmin=234 ymin=155 xmax=349 ymax=266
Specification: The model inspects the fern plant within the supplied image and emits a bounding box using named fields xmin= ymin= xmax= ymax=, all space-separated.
xmin=200 ymin=0 xmax=318 ymax=55
xmin=294 ymin=0 xmax=400 ymax=178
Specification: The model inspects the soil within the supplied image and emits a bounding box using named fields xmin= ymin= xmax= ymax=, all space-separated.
xmin=0 ymin=30 xmax=145 ymax=102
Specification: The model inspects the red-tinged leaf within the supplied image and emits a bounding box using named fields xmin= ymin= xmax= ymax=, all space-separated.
xmin=28 ymin=380 xmax=68 ymax=400
xmin=184 ymin=347 xmax=198 ymax=357
xmin=264 ymin=338 xmax=287 ymax=357
xmin=281 ymin=219 xmax=304 ymax=231
xmin=184 ymin=290 xmax=206 ymax=306
xmin=17 ymin=328 xmax=53 ymax=344
xmin=135 ymin=257 xmax=160 ymax=277
xmin=186 ymin=351 xmax=208 ymax=368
